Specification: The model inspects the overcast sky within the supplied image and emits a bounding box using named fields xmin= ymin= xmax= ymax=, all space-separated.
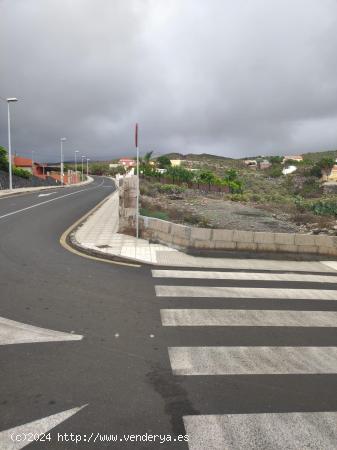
xmin=1 ymin=0 xmax=337 ymax=162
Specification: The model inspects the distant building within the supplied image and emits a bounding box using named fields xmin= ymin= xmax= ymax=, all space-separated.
xmin=109 ymin=163 xmax=119 ymax=169
xmin=170 ymin=159 xmax=183 ymax=167
xmin=13 ymin=156 xmax=80 ymax=184
xmin=119 ymin=158 xmax=136 ymax=168
xmin=13 ymin=156 xmax=46 ymax=178
xmin=283 ymin=155 xmax=303 ymax=163
xmin=323 ymin=161 xmax=337 ymax=182
xmin=282 ymin=165 xmax=297 ymax=175
xmin=244 ymin=159 xmax=257 ymax=168
xmin=258 ymin=160 xmax=272 ymax=170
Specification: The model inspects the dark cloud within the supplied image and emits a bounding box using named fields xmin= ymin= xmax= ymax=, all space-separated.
xmin=1 ymin=0 xmax=337 ymax=162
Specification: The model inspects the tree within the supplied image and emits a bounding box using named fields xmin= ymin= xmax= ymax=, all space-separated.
xmin=269 ymin=155 xmax=284 ymax=164
xmin=167 ymin=166 xmax=193 ymax=184
xmin=0 ymin=146 xmax=8 ymax=172
xmin=157 ymin=155 xmax=171 ymax=169
xmin=223 ymin=168 xmax=238 ymax=182
xmin=310 ymin=157 xmax=335 ymax=178
xmin=197 ymin=170 xmax=216 ymax=187
xmin=143 ymin=151 xmax=153 ymax=164
xmin=90 ymin=163 xmax=109 ymax=175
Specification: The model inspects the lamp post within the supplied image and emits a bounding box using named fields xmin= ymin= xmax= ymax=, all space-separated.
xmin=81 ymin=155 xmax=86 ymax=181
xmin=86 ymin=158 xmax=90 ymax=178
xmin=75 ymin=150 xmax=79 ymax=183
xmin=6 ymin=98 xmax=18 ymax=190
xmin=31 ymin=150 xmax=34 ymax=175
xmin=60 ymin=137 xmax=66 ymax=185
xmin=135 ymin=123 xmax=139 ymax=239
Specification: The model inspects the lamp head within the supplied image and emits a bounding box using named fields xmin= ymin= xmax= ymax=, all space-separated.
xmin=6 ymin=98 xmax=18 ymax=103
xmin=60 ymin=137 xmax=67 ymax=142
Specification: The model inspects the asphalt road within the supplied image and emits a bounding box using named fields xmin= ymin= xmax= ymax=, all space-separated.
xmin=0 ymin=176 xmax=337 ymax=449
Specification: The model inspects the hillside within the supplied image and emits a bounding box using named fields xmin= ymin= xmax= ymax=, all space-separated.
xmin=162 ymin=152 xmax=233 ymax=161
xmin=301 ymin=149 xmax=337 ymax=162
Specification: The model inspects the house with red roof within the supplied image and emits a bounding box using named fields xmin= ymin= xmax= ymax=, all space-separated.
xmin=119 ymin=158 xmax=136 ymax=168
xmin=13 ymin=156 xmax=46 ymax=178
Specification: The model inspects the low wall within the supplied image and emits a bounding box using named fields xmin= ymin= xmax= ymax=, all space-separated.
xmin=140 ymin=216 xmax=337 ymax=256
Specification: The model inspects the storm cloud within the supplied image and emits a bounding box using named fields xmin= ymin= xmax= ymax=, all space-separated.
xmin=1 ymin=0 xmax=337 ymax=162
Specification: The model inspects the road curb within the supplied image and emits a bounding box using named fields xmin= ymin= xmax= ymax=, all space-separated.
xmin=60 ymin=185 xmax=141 ymax=268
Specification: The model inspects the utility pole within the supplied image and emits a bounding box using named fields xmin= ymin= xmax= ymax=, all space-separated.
xmin=6 ymin=98 xmax=18 ymax=190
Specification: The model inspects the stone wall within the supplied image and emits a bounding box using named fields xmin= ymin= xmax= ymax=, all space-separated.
xmin=118 ymin=175 xmax=138 ymax=233
xmin=140 ymin=216 xmax=337 ymax=256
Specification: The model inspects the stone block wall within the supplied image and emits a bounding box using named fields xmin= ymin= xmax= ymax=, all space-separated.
xmin=140 ymin=216 xmax=337 ymax=256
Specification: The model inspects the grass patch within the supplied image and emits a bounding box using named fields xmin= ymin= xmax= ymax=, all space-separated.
xmin=140 ymin=207 xmax=169 ymax=221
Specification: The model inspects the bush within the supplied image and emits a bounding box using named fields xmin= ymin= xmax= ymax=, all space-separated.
xmin=0 ymin=146 xmax=8 ymax=171
xmin=13 ymin=167 xmax=31 ymax=179
xmin=140 ymin=207 xmax=169 ymax=220
xmin=230 ymin=193 xmax=248 ymax=202
xmin=156 ymin=155 xmax=172 ymax=169
xmin=268 ymin=166 xmax=283 ymax=178
xmin=158 ymin=184 xmax=185 ymax=195
xmin=295 ymin=196 xmax=337 ymax=216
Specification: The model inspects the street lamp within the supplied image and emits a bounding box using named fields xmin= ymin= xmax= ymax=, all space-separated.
xmin=74 ymin=150 xmax=79 ymax=183
xmin=86 ymin=158 xmax=90 ymax=178
xmin=81 ymin=155 xmax=86 ymax=181
xmin=6 ymin=98 xmax=18 ymax=190
xmin=60 ymin=137 xmax=66 ymax=185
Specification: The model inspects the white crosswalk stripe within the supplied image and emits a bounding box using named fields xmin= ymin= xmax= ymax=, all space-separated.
xmin=152 ymin=269 xmax=337 ymax=283
xmin=168 ymin=346 xmax=337 ymax=375
xmin=161 ymin=309 xmax=337 ymax=327
xmin=152 ymin=265 xmax=337 ymax=449
xmin=183 ymin=412 xmax=337 ymax=450
xmin=155 ymin=285 xmax=337 ymax=300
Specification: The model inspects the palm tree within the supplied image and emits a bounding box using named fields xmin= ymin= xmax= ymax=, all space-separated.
xmin=143 ymin=151 xmax=153 ymax=164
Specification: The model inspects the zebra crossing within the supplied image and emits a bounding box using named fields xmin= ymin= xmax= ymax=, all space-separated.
xmin=151 ymin=265 xmax=337 ymax=449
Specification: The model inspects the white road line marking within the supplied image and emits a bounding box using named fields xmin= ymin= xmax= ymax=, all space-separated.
xmin=155 ymin=253 xmax=336 ymax=272
xmin=160 ymin=309 xmax=337 ymax=327
xmin=168 ymin=346 xmax=337 ymax=375
xmin=38 ymin=192 xmax=56 ymax=197
xmin=155 ymin=285 xmax=337 ymax=300
xmin=321 ymin=261 xmax=337 ymax=271
xmin=0 ymin=180 xmax=105 ymax=220
xmin=0 ymin=316 xmax=83 ymax=345
xmin=152 ymin=270 xmax=337 ymax=283
xmin=183 ymin=412 xmax=337 ymax=450
xmin=0 ymin=405 xmax=87 ymax=449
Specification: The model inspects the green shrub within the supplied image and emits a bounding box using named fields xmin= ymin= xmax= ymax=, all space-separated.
xmin=158 ymin=184 xmax=185 ymax=194
xmin=0 ymin=146 xmax=9 ymax=171
xmin=310 ymin=199 xmax=337 ymax=216
xmin=268 ymin=166 xmax=283 ymax=178
xmin=230 ymin=193 xmax=248 ymax=202
xmin=248 ymin=193 xmax=262 ymax=202
xmin=295 ymin=196 xmax=337 ymax=216
xmin=13 ymin=167 xmax=31 ymax=179
xmin=140 ymin=208 xmax=169 ymax=220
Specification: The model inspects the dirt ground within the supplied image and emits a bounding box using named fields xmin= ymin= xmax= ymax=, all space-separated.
xmin=142 ymin=192 xmax=301 ymax=233
xmin=186 ymin=197 xmax=300 ymax=232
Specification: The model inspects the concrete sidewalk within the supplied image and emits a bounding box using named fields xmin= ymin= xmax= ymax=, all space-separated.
xmin=73 ymin=190 xmax=337 ymax=271
xmin=74 ymin=191 xmax=177 ymax=264
xmin=0 ymin=176 xmax=94 ymax=198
